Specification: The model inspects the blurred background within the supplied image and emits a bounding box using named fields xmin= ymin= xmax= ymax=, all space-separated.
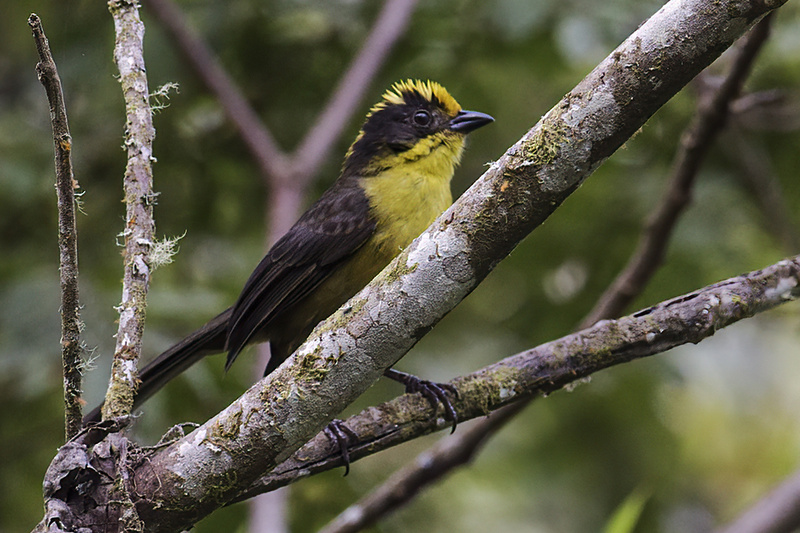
xmin=3 ymin=1 xmax=800 ymax=531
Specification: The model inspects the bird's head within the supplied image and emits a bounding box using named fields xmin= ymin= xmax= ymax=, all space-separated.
xmin=343 ymin=80 xmax=493 ymax=177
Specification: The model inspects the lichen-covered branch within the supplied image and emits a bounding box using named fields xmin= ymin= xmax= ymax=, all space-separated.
xmin=319 ymin=15 xmax=781 ymax=527
xmin=29 ymin=14 xmax=84 ymax=442
xmin=102 ymin=0 xmax=157 ymax=420
xmin=579 ymin=14 xmax=775 ymax=329
xmin=123 ymin=1 xmax=786 ymax=530
xmin=237 ymin=255 xmax=800 ymax=497
xmin=33 ymin=1 xmax=790 ymax=530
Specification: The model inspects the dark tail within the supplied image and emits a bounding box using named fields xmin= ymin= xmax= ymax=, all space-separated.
xmin=83 ymin=308 xmax=232 ymax=425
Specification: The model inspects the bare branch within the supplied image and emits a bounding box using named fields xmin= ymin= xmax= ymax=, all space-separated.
xmin=145 ymin=0 xmax=290 ymax=181
xmin=29 ymin=13 xmax=83 ymax=442
xmin=291 ymin=0 xmax=420 ymax=180
xmin=147 ymin=0 xmax=418 ymax=191
xmin=579 ymin=14 xmax=774 ymax=330
xmin=102 ymin=0 xmax=158 ymax=420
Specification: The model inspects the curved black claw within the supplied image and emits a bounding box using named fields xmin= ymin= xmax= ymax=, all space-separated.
xmin=384 ymin=368 xmax=459 ymax=433
xmin=323 ymin=419 xmax=359 ymax=476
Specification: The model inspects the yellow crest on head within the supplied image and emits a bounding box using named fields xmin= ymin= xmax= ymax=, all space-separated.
xmin=369 ymin=79 xmax=462 ymax=117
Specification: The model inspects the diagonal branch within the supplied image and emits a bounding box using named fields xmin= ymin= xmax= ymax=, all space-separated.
xmin=291 ymin=0 xmax=419 ymax=180
xmin=145 ymin=0 xmax=290 ymax=181
xmin=123 ymin=1 xmax=786 ymax=529
xmin=716 ymin=469 xmax=800 ymax=533
xmin=147 ymin=0 xmax=418 ymax=190
xmin=238 ymin=254 xmax=800 ymax=498
xmin=578 ymin=13 xmax=774 ymax=330
xmin=318 ymin=14 xmax=780 ymax=530
xmin=317 ymin=402 xmax=526 ymax=533
xmin=29 ymin=14 xmax=84 ymax=442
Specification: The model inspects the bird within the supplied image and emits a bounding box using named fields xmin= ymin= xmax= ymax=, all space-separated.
xmin=85 ymin=79 xmax=493 ymax=429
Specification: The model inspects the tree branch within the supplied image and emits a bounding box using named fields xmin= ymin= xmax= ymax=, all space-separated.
xmin=123 ymin=1 xmax=786 ymax=529
xmin=237 ymin=255 xmax=800 ymax=497
xmin=102 ymin=0 xmax=158 ymax=420
xmin=579 ymin=13 xmax=774 ymax=330
xmin=318 ymin=402 xmax=526 ymax=533
xmin=29 ymin=13 xmax=84 ymax=442
xmin=318 ymin=15 xmax=782 ymax=529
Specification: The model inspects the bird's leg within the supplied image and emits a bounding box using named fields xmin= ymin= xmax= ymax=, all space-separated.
xmin=384 ymin=368 xmax=459 ymax=433
xmin=323 ymin=419 xmax=359 ymax=476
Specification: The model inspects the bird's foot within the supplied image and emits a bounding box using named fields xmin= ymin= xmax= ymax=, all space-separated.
xmin=323 ymin=419 xmax=359 ymax=476
xmin=384 ymin=368 xmax=459 ymax=433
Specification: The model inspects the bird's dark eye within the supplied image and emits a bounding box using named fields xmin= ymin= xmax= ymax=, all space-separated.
xmin=413 ymin=110 xmax=432 ymax=127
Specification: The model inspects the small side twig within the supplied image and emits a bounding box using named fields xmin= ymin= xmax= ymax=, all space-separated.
xmin=29 ymin=13 xmax=83 ymax=442
xmin=578 ymin=14 xmax=774 ymax=330
xmin=102 ymin=0 xmax=158 ymax=420
xmin=291 ymin=0 xmax=420 ymax=181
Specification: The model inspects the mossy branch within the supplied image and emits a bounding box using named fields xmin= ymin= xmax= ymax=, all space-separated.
xmin=128 ymin=1 xmax=788 ymax=529
xmin=237 ymin=255 xmax=800 ymax=498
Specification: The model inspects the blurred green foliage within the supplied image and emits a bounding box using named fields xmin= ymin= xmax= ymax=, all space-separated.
xmin=2 ymin=1 xmax=800 ymax=532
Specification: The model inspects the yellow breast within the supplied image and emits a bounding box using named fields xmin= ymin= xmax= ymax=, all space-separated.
xmin=360 ymin=132 xmax=463 ymax=255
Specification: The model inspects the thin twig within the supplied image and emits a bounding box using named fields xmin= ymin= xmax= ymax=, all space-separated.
xmin=579 ymin=14 xmax=774 ymax=330
xmin=722 ymin=127 xmax=800 ymax=253
xmin=145 ymin=0 xmax=290 ymax=181
xmin=319 ymin=14 xmax=778 ymax=532
xmin=291 ymin=0 xmax=420 ymax=181
xmin=29 ymin=13 xmax=83 ymax=442
xmin=102 ymin=0 xmax=157 ymax=420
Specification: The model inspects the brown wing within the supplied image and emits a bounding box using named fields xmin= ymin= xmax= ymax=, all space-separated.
xmin=225 ymin=177 xmax=375 ymax=369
